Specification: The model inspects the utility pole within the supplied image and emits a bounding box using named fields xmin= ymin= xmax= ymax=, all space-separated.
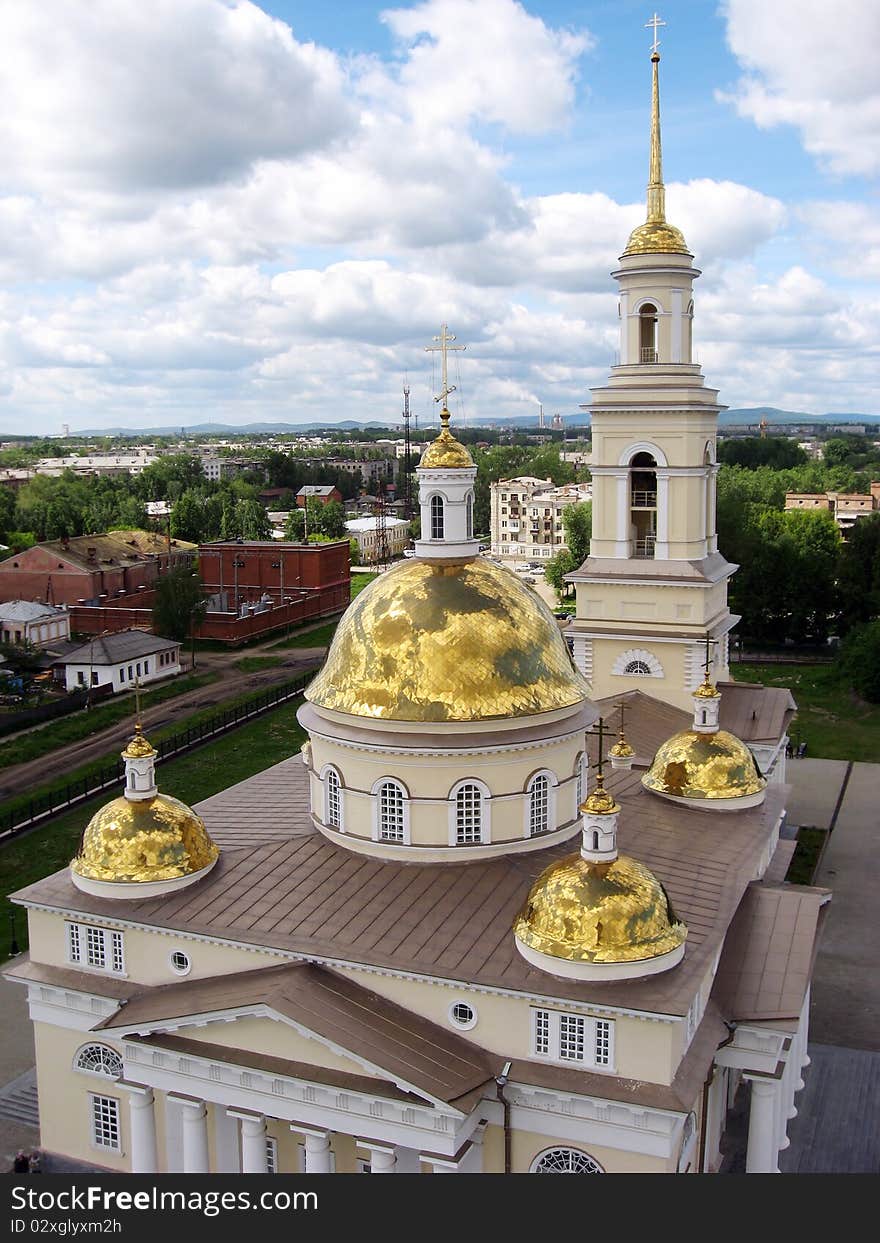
xmin=374 ymin=480 xmax=390 ymax=571
xmin=402 ymin=381 xmax=412 ymax=521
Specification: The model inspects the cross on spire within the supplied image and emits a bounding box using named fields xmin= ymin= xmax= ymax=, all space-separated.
xmin=703 ymin=633 xmax=716 ymax=681
xmin=586 ymin=716 xmax=609 ymax=780
xmin=134 ymin=674 xmax=142 ymax=728
xmin=425 ymin=323 xmax=466 ymax=409
xmin=645 ymin=11 xmax=666 ymax=56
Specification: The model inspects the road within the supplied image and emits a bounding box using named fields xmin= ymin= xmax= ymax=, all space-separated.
xmin=0 ymin=630 xmax=330 ymax=802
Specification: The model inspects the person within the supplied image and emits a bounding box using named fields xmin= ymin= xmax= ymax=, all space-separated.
xmin=28 ymin=1149 xmax=42 ymax=1174
xmin=12 ymin=1150 xmax=29 ymax=1173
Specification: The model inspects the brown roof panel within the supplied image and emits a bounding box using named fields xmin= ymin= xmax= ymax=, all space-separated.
xmin=3 ymin=954 xmax=143 ymax=1001
xmin=97 ymin=961 xmax=501 ymax=1108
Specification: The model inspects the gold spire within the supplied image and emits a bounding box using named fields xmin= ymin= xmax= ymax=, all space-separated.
xmin=622 ymin=18 xmax=690 ymax=258
xmin=419 ymin=406 xmax=475 ymax=470
xmin=581 ymin=770 xmax=620 ymax=815
xmin=694 ymin=634 xmax=721 ymax=699
xmin=609 ymin=698 xmax=635 ymax=758
xmin=122 ymin=721 xmax=156 ymax=759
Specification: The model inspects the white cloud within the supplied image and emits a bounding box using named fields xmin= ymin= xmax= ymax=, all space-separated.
xmin=719 ymin=0 xmax=880 ymax=175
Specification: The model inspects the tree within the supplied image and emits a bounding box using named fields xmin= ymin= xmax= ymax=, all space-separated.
xmin=152 ymin=568 xmax=206 ymax=641
xmin=838 ymin=513 xmax=880 ymax=633
xmin=839 ymin=620 xmax=880 ymax=703
xmin=235 ymin=499 xmax=270 ymax=540
xmin=718 ymin=437 xmax=807 ymax=470
xmin=170 ymin=491 xmax=206 ymax=543
xmin=318 ymin=500 xmax=346 ymax=539
xmin=284 ymin=508 xmax=306 ymax=541
xmin=544 ymin=503 xmax=591 ymax=597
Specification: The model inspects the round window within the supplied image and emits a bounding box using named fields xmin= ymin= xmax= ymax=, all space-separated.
xmin=448 ymin=1000 xmax=477 ymax=1030
xmin=531 ymin=1147 xmax=604 ymax=1174
xmin=170 ymin=950 xmax=191 ymax=976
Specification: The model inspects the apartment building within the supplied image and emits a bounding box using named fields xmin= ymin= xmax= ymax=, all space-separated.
xmin=490 ymin=476 xmax=592 ymax=566
xmin=784 ymin=481 xmax=880 ymax=538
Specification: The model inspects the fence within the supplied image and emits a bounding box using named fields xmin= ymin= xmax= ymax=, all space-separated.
xmin=0 ymin=684 xmax=114 ymax=739
xmin=0 ymin=672 xmax=312 ymax=843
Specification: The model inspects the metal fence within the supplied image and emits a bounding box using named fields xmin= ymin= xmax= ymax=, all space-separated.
xmin=0 ymin=673 xmax=311 ymax=843
xmin=0 ymin=683 xmax=114 ymax=739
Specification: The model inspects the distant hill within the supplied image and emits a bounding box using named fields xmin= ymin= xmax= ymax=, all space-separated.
xmin=71 ymin=408 xmax=879 ymax=437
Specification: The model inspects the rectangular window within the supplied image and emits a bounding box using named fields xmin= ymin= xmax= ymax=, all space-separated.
xmin=143 ymin=660 xmax=149 ymax=674
xmin=532 ymin=1008 xmax=614 ymax=1069
xmin=86 ymin=926 xmax=106 ymax=969
xmin=136 ymin=663 xmax=141 ymax=677
xmin=119 ymin=667 xmax=125 ymax=682
xmin=66 ymin=922 xmax=81 ymax=964
xmin=266 ymin=1136 xmax=278 ymax=1174
xmin=77 ymin=672 xmax=86 ymax=686
xmin=128 ymin=666 xmax=133 ymax=680
xmin=90 ymin=1094 xmax=121 ymax=1152
xmin=91 ymin=672 xmax=99 ymax=686
xmin=110 ymin=931 xmax=125 ymax=975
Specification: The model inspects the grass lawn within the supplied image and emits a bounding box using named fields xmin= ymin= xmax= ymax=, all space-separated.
xmin=270 ymin=621 xmax=339 ymax=651
xmin=786 ymin=826 xmax=827 ymax=886
xmin=731 ymin=661 xmax=880 ymax=762
xmin=0 ymin=699 xmax=307 ymax=964
xmin=0 ymin=672 xmax=220 ymax=771
xmin=235 ymin=656 xmax=284 ymax=673
xmin=351 ymin=571 xmax=375 ymax=598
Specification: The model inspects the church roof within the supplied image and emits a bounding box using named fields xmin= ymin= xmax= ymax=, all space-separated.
xmin=12 ymin=761 xmax=790 ymax=1019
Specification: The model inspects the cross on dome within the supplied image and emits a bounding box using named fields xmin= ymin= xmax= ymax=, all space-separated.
xmin=645 ymin=12 xmax=666 ymax=56
xmin=425 ymin=322 xmax=466 ymax=412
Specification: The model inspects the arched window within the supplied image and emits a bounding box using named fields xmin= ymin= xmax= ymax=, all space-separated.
xmin=74 ymin=1044 xmax=123 ymax=1079
xmin=575 ymin=753 xmax=586 ymax=810
xmin=528 ymin=774 xmax=550 ymax=836
xmin=630 ymin=451 xmax=657 ymax=559
xmin=531 ymin=1147 xmax=604 ymax=1174
xmin=455 ymin=783 xmax=484 ymax=844
xmin=324 ymin=767 xmax=342 ymax=829
xmin=624 ymin=660 xmax=651 ymax=675
xmin=685 ymin=299 xmax=694 ymax=362
xmin=377 ymin=780 xmax=406 ymax=843
xmin=431 ymin=494 xmax=445 ymax=539
xmin=466 ymin=492 xmax=474 ymax=540
xmin=639 ymin=303 xmax=658 ymax=363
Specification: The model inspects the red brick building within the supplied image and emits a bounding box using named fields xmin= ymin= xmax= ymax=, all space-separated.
xmin=196 ymin=539 xmax=350 ymax=643
xmin=0 ymin=530 xmax=197 ymax=607
xmin=296 ymin=485 xmax=342 ymax=507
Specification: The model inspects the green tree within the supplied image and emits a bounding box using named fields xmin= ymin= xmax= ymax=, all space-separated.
xmin=838 ymin=512 xmax=880 ymax=632
xmin=170 ymin=491 xmax=206 ymax=543
xmin=718 ymin=437 xmax=807 ymax=470
xmin=839 ymin=620 xmax=880 ymax=703
xmin=152 ymin=567 xmax=206 ymax=641
xmin=822 ymin=438 xmax=852 ymax=468
xmin=0 ymin=486 xmax=17 ymax=540
xmin=235 ymin=498 xmax=270 ymax=540
xmin=318 ymin=500 xmax=346 ymax=539
xmin=545 ymin=503 xmax=591 ymax=597
xmin=284 ymin=508 xmax=306 ymax=541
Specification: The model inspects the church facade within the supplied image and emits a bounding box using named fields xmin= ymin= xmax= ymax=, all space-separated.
xmin=6 ymin=37 xmax=824 ymax=1177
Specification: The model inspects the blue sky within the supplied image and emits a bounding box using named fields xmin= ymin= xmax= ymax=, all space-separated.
xmin=0 ymin=0 xmax=876 ymax=432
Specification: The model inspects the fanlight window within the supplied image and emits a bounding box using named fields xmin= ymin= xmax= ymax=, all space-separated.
xmin=531 ymin=1148 xmax=604 ymax=1174
xmin=378 ymin=781 xmax=405 ymax=843
xmin=528 ymin=775 xmax=550 ymax=836
xmin=431 ymin=495 xmax=445 ymax=539
xmin=624 ymin=660 xmax=651 ymax=675
xmin=455 ymin=783 xmax=484 ymax=844
xmin=325 ymin=769 xmax=342 ymax=828
xmin=75 ymin=1044 xmax=123 ymax=1079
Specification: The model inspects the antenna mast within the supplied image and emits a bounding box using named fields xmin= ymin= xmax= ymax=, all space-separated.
xmin=374 ymin=479 xmax=390 ymax=571
xmin=402 ymin=381 xmax=412 ymax=521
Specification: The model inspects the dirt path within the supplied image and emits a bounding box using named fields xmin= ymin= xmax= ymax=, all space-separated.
xmin=0 ymin=645 xmax=328 ymax=801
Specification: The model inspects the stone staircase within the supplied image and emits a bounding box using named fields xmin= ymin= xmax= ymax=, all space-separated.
xmin=0 ymin=1068 xmax=39 ymax=1129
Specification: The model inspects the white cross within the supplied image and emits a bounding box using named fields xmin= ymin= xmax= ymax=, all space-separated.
xmin=645 ymin=12 xmax=666 ymax=55
xmin=425 ymin=323 xmax=466 ymax=407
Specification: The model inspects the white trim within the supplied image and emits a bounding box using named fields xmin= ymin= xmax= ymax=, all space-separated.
xmin=448 ymin=778 xmax=491 ymax=846
xmin=370 ymin=777 xmax=411 ymax=846
xmin=314 ymin=815 xmax=580 ymax=862
xmin=447 ymin=999 xmax=478 ymax=1031
xmin=523 ymin=769 xmax=558 ymax=839
xmin=530 ymin=1146 xmax=605 ymax=1174
xmin=169 ymin=949 xmax=192 ymax=977
xmin=631 ymin=295 xmax=666 ymax=316
xmin=530 ymin=1007 xmax=616 ymax=1072
xmin=617 ymin=442 xmax=669 ymax=468
xmin=611 ymin=648 xmax=664 ymax=678
xmin=320 ymin=763 xmax=344 ymax=833
xmin=517 ymin=937 xmax=686 ymax=980
xmin=73 ymin=1042 xmax=124 ymax=1079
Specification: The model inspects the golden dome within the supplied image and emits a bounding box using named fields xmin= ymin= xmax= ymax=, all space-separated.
xmin=306 ymin=556 xmax=591 ymax=722
xmin=581 ymin=776 xmax=620 ymax=815
xmin=122 ymin=725 xmax=155 ymax=759
xmin=419 ymin=408 xmax=474 ymax=470
xmin=693 ymin=673 xmax=721 ymax=700
xmin=622 ymin=218 xmax=690 ymax=257
xmin=641 ymin=729 xmax=766 ymax=804
xmin=609 ymin=738 xmax=635 ymax=759
xmin=514 ymin=852 xmax=687 ymax=965
xmin=71 ymin=793 xmax=219 ymax=885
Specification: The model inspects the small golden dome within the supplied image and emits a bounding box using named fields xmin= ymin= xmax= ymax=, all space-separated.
xmin=693 ymin=673 xmax=721 ymax=700
xmin=642 ymin=729 xmax=766 ymax=804
xmin=122 ymin=725 xmax=155 ymax=759
xmin=581 ymin=776 xmax=620 ymax=815
xmin=419 ymin=408 xmax=474 ymax=471
xmin=514 ymin=852 xmax=687 ymax=965
xmin=306 ymin=556 xmax=590 ymax=722
xmin=609 ymin=738 xmax=635 ymax=759
xmin=622 ymin=218 xmax=690 ymax=257
xmin=71 ymin=793 xmax=219 ymax=885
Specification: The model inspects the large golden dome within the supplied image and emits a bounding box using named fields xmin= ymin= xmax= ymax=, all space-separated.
xmin=71 ymin=793 xmax=219 ymax=885
xmin=514 ymin=852 xmax=687 ymax=966
xmin=306 ymin=556 xmax=590 ymax=722
xmin=641 ymin=729 xmax=766 ymax=805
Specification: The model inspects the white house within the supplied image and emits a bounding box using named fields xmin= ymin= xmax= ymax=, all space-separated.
xmin=60 ymin=631 xmax=181 ymax=694
xmin=346 ymin=516 xmax=411 ymax=562
xmin=0 ymin=601 xmax=71 ymax=649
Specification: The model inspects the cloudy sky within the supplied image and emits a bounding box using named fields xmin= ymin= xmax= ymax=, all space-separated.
xmin=0 ymin=0 xmax=877 ymax=434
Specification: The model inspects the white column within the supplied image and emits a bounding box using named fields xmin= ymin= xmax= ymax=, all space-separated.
xmin=619 ymin=292 xmax=630 ymax=364
xmin=671 ymin=289 xmax=682 ymax=363
xmin=745 ymin=1077 xmax=781 ymax=1174
xmin=702 ymin=1067 xmax=725 ymax=1173
xmin=125 ymin=1085 xmax=158 ymax=1174
xmin=615 ymin=473 xmax=630 ymax=556
xmin=239 ymin=1115 xmax=268 ymax=1174
xmin=358 ymin=1141 xmax=397 ymax=1173
xmin=800 ymin=986 xmax=812 ymax=1077
xmin=655 ymin=471 xmax=669 ymax=558
xmin=178 ymin=1099 xmax=210 ymax=1174
xmin=298 ymin=1127 xmax=333 ymax=1173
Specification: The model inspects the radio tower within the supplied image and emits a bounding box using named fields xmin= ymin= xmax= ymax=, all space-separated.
xmin=402 ymin=381 xmax=412 ymax=520
xmin=374 ymin=479 xmax=391 ymax=571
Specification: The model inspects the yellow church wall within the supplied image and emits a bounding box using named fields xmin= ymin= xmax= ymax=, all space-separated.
xmin=339 ymin=967 xmax=677 ymax=1086
xmin=176 ymin=1015 xmax=384 ymax=1082
xmin=503 ymin=1123 xmax=670 ymax=1173
xmin=574 ymin=581 xmax=721 ymax=630
xmin=26 ymin=908 xmax=283 ymax=986
xmin=33 ymin=1021 xmax=130 ymax=1170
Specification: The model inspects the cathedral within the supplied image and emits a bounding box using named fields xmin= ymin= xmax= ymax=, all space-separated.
xmin=6 ymin=38 xmax=826 ymax=1176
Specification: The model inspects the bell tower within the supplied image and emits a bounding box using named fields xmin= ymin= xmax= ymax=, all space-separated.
xmin=567 ymin=20 xmax=738 ymax=712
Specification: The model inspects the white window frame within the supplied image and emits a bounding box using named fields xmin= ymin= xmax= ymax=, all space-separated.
xmin=530 ymin=1147 xmax=604 ymax=1174
xmin=169 ymin=949 xmax=192 ymax=977
xmin=430 ymin=494 xmax=445 ymax=540
xmin=448 ymin=1000 xmax=478 ymax=1031
xmin=523 ymin=770 xmax=556 ymax=838
xmin=266 ymin=1136 xmax=278 ymax=1174
xmin=530 ymin=1008 xmax=616 ymax=1071
xmin=90 ymin=1093 xmax=122 ymax=1154
xmin=74 ymin=1044 xmax=124 ymax=1080
xmin=371 ymin=778 xmax=411 ymax=845
xmin=448 ymin=778 xmax=491 ymax=846
xmin=66 ymin=922 xmax=126 ymax=976
xmin=320 ymin=765 xmax=344 ymax=832
xmin=574 ymin=752 xmax=586 ymax=814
